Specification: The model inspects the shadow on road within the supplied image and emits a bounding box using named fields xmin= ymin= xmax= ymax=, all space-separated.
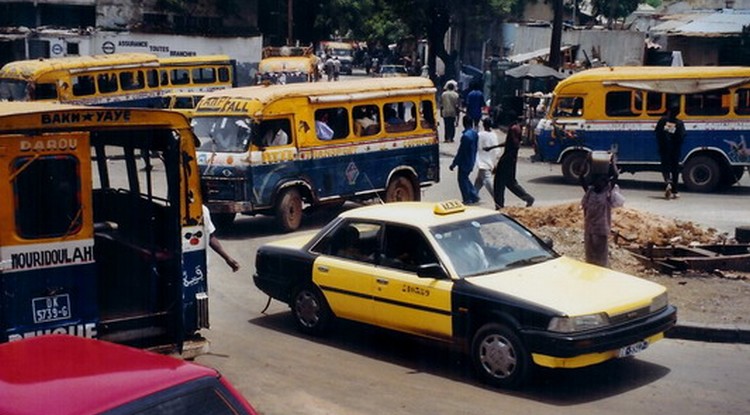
xmin=249 ymin=310 xmax=670 ymax=404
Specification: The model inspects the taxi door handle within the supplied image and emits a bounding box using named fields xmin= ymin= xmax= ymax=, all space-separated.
xmin=376 ymin=278 xmax=389 ymax=285
xmin=317 ymin=266 xmax=329 ymax=273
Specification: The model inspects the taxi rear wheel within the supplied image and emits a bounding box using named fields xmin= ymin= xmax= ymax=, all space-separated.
xmin=291 ymin=285 xmax=332 ymax=335
xmin=471 ymin=323 xmax=531 ymax=388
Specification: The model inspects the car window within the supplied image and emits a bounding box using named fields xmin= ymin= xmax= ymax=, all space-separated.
xmin=313 ymin=221 xmax=381 ymax=263
xmin=431 ymin=215 xmax=555 ymax=277
xmin=381 ymin=224 xmax=438 ymax=272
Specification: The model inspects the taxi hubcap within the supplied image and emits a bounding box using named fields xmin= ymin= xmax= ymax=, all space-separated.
xmin=479 ymin=334 xmax=517 ymax=378
xmin=295 ymin=291 xmax=320 ymax=327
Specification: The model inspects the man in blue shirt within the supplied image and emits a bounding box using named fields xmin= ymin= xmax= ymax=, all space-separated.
xmin=466 ymin=84 xmax=485 ymax=128
xmin=449 ymin=115 xmax=480 ymax=204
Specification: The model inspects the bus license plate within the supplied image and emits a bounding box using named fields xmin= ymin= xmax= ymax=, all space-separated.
xmin=32 ymin=294 xmax=71 ymax=323
xmin=618 ymin=340 xmax=649 ymax=358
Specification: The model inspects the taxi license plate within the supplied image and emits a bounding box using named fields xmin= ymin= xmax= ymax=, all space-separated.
xmin=618 ymin=340 xmax=649 ymax=358
xmin=32 ymin=294 xmax=71 ymax=323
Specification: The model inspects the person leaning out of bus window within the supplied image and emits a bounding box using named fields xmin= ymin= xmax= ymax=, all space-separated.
xmin=315 ymin=112 xmax=334 ymax=140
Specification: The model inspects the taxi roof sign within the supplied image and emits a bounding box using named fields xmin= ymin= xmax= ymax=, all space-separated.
xmin=434 ymin=200 xmax=466 ymax=215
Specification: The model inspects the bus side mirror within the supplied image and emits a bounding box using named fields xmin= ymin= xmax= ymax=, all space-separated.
xmin=417 ymin=263 xmax=449 ymax=280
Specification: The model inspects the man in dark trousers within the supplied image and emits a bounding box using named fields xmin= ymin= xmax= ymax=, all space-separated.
xmin=449 ymin=115 xmax=480 ymax=204
xmin=655 ymin=105 xmax=686 ymax=199
xmin=487 ymin=115 xmax=534 ymax=209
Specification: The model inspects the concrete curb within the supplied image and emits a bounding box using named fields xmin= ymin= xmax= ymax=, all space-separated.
xmin=668 ymin=322 xmax=750 ymax=344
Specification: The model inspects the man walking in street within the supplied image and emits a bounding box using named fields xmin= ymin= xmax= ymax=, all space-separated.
xmin=474 ymin=117 xmax=500 ymax=199
xmin=466 ymin=82 xmax=485 ymax=128
xmin=449 ymin=115 xmax=480 ymax=205
xmin=440 ymin=81 xmax=460 ymax=142
xmin=487 ymin=115 xmax=534 ymax=209
xmin=655 ymin=105 xmax=685 ymax=199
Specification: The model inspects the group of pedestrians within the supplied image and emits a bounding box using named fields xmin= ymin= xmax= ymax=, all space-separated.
xmin=444 ymin=80 xmax=535 ymax=210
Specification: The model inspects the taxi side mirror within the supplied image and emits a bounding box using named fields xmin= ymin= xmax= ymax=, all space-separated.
xmin=541 ymin=236 xmax=554 ymax=249
xmin=417 ymin=263 xmax=449 ymax=280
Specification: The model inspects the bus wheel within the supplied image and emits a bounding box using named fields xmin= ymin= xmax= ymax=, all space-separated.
xmin=561 ymin=152 xmax=589 ymax=184
xmin=212 ymin=213 xmax=235 ymax=231
xmin=683 ymin=156 xmax=720 ymax=192
xmin=276 ymin=188 xmax=303 ymax=232
xmin=385 ymin=175 xmax=418 ymax=202
xmin=471 ymin=323 xmax=531 ymax=389
xmin=291 ymin=284 xmax=332 ymax=336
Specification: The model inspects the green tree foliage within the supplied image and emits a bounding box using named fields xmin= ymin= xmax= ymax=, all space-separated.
xmin=591 ymin=0 xmax=640 ymax=27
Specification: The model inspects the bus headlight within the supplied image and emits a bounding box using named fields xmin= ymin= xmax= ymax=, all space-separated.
xmin=548 ymin=313 xmax=609 ymax=333
xmin=650 ymin=292 xmax=668 ymax=312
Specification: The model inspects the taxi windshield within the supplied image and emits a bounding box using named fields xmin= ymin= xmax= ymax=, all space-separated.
xmin=430 ymin=214 xmax=556 ymax=278
xmin=192 ymin=116 xmax=254 ymax=153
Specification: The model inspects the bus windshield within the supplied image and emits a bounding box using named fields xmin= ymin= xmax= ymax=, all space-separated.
xmin=192 ymin=116 xmax=254 ymax=153
xmin=0 ymin=79 xmax=29 ymax=101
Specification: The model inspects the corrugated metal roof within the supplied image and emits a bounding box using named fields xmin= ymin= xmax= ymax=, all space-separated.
xmin=659 ymin=9 xmax=750 ymax=37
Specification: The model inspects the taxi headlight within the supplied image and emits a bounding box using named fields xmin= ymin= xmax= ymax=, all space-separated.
xmin=650 ymin=292 xmax=668 ymax=312
xmin=548 ymin=313 xmax=609 ymax=333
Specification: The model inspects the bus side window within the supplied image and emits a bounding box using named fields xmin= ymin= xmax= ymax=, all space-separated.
xmin=172 ymin=69 xmax=190 ymax=85
xmin=421 ymin=99 xmax=435 ymax=129
xmin=193 ymin=67 xmax=216 ymax=84
xmin=605 ymin=91 xmax=638 ymax=117
xmin=353 ymin=104 xmax=380 ymax=137
xmin=13 ymin=155 xmax=81 ymax=238
xmin=315 ymin=107 xmax=349 ymax=140
xmin=97 ymin=73 xmax=118 ymax=94
xmin=218 ymin=67 xmax=231 ymax=83
xmin=686 ymin=90 xmax=729 ymax=116
xmin=160 ymin=70 xmax=170 ymax=86
xmin=34 ymin=83 xmax=58 ymax=100
xmin=72 ymin=75 xmax=95 ymax=96
xmin=147 ymin=69 xmax=160 ymax=88
xmin=385 ymin=101 xmax=416 ymax=133
xmin=120 ymin=71 xmax=145 ymax=91
xmin=735 ymin=89 xmax=750 ymax=115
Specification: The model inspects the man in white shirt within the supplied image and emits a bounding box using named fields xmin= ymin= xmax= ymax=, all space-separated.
xmin=474 ymin=117 xmax=500 ymax=199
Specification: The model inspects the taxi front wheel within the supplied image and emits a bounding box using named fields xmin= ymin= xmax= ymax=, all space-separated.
xmin=471 ymin=323 xmax=531 ymax=388
xmin=291 ymin=285 xmax=332 ymax=335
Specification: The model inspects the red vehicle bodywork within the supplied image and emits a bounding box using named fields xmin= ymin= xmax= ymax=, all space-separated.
xmin=0 ymin=335 xmax=257 ymax=415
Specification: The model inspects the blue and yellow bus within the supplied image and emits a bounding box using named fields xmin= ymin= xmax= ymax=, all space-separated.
xmin=535 ymin=66 xmax=750 ymax=192
xmin=0 ymin=53 xmax=162 ymax=107
xmin=0 ymin=102 xmax=209 ymax=356
xmin=192 ymin=77 xmax=440 ymax=231
xmin=158 ymin=55 xmax=237 ymax=94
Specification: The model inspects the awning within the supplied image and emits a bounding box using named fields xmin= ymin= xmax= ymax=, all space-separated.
xmin=604 ymin=78 xmax=750 ymax=94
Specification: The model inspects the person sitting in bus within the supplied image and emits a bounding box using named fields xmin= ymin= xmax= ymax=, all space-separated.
xmin=262 ymin=122 xmax=289 ymax=147
xmin=385 ymin=106 xmax=403 ymax=125
xmin=315 ymin=112 xmax=334 ymax=140
xmin=354 ymin=107 xmax=379 ymax=136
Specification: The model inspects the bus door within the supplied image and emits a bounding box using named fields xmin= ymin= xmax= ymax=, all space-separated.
xmin=0 ymin=132 xmax=98 ymax=343
xmin=90 ymin=128 xmax=187 ymax=347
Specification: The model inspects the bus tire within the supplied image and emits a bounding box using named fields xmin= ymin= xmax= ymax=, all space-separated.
xmin=276 ymin=188 xmax=303 ymax=232
xmin=385 ymin=175 xmax=418 ymax=202
xmin=561 ymin=152 xmax=589 ymax=184
xmin=212 ymin=213 xmax=235 ymax=231
xmin=471 ymin=323 xmax=531 ymax=389
xmin=291 ymin=284 xmax=332 ymax=336
xmin=683 ymin=156 xmax=720 ymax=192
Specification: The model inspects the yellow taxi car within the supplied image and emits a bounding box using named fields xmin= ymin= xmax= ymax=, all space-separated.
xmin=253 ymin=201 xmax=677 ymax=388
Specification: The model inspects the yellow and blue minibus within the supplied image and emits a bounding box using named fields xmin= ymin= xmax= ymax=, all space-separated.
xmin=0 ymin=102 xmax=209 ymax=355
xmin=0 ymin=53 xmax=162 ymax=107
xmin=192 ymin=77 xmax=440 ymax=231
xmin=158 ymin=55 xmax=237 ymax=94
xmin=535 ymin=66 xmax=750 ymax=192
